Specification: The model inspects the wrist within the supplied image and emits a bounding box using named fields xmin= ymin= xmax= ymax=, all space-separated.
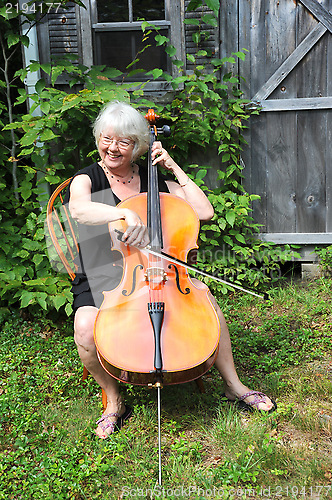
xmin=118 ymin=208 xmax=129 ymax=220
xmin=180 ymin=176 xmax=190 ymax=187
xmin=171 ymin=164 xmax=189 ymax=185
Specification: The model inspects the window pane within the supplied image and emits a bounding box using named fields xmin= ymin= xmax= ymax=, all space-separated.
xmin=95 ymin=30 xmax=168 ymax=78
xmin=96 ymin=0 xmax=129 ymax=23
xmin=133 ymin=0 xmax=165 ymax=21
xmin=96 ymin=1 xmax=165 ymax=23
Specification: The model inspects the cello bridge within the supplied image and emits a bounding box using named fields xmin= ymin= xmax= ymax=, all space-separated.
xmin=145 ymin=267 xmax=168 ymax=284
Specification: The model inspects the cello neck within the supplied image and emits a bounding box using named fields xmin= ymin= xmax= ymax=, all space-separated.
xmin=146 ymin=112 xmax=163 ymax=251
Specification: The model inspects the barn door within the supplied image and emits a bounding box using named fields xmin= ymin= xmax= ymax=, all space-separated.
xmin=225 ymin=0 xmax=332 ymax=244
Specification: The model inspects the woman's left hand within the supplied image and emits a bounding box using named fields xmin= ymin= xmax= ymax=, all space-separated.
xmin=151 ymin=141 xmax=175 ymax=172
xmin=151 ymin=141 xmax=214 ymax=220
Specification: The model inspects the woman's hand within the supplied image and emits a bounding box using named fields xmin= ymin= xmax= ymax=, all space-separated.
xmin=150 ymin=141 xmax=214 ymax=221
xmin=151 ymin=141 xmax=176 ymax=172
xmin=120 ymin=209 xmax=150 ymax=248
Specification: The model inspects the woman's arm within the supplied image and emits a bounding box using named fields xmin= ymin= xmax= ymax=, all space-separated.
xmin=68 ymin=174 xmax=149 ymax=247
xmin=151 ymin=142 xmax=214 ymax=221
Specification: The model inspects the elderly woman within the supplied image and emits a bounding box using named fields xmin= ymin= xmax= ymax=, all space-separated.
xmin=67 ymin=101 xmax=276 ymax=439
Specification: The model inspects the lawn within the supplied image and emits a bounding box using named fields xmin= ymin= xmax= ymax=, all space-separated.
xmin=0 ymin=277 xmax=331 ymax=499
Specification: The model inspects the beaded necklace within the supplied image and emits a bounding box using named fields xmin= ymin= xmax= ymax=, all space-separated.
xmin=101 ymin=162 xmax=135 ymax=184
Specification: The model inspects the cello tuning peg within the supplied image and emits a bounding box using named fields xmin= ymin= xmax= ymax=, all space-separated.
xmin=162 ymin=125 xmax=171 ymax=137
xmin=156 ymin=125 xmax=171 ymax=137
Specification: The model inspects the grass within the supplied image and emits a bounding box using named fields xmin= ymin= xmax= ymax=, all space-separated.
xmin=0 ymin=277 xmax=332 ymax=499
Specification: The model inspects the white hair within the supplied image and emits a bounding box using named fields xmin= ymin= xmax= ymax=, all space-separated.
xmin=92 ymin=101 xmax=150 ymax=161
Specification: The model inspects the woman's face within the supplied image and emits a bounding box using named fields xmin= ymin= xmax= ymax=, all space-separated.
xmin=98 ymin=128 xmax=135 ymax=171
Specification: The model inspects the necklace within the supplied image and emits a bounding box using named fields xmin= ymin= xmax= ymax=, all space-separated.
xmin=101 ymin=162 xmax=135 ymax=184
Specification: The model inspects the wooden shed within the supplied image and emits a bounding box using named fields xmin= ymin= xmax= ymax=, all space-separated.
xmin=221 ymin=0 xmax=332 ymax=257
xmin=32 ymin=0 xmax=332 ymax=259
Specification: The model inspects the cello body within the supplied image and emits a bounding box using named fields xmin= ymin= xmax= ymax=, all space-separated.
xmin=94 ymin=192 xmax=220 ymax=386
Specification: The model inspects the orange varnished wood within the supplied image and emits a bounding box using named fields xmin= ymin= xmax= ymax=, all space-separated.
xmin=94 ymin=193 xmax=220 ymax=385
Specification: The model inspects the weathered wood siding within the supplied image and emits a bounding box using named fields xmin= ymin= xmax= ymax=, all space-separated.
xmin=221 ymin=0 xmax=332 ymax=243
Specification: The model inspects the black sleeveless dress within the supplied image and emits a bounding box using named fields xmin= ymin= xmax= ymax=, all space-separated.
xmin=65 ymin=162 xmax=170 ymax=311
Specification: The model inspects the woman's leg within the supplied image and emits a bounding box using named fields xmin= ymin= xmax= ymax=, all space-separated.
xmin=193 ymin=279 xmax=274 ymax=412
xmin=213 ymin=303 xmax=273 ymax=411
xmin=74 ymin=306 xmax=126 ymax=437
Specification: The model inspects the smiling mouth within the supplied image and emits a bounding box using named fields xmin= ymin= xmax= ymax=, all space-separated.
xmin=107 ymin=153 xmax=121 ymax=159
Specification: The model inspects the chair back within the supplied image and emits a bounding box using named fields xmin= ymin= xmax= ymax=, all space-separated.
xmin=46 ymin=178 xmax=78 ymax=280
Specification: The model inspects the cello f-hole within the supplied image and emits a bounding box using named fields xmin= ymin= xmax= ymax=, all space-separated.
xmin=122 ymin=264 xmax=144 ymax=296
xmin=168 ymin=264 xmax=191 ymax=295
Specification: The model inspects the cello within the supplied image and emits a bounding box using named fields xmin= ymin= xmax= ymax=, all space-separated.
xmin=94 ymin=109 xmax=220 ymax=482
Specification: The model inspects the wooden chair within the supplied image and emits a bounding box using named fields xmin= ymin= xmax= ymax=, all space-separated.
xmin=46 ymin=178 xmax=107 ymax=410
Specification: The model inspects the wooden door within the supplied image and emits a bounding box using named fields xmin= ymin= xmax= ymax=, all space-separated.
xmin=221 ymin=0 xmax=332 ymax=244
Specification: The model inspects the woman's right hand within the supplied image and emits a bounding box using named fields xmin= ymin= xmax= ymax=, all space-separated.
xmin=120 ymin=209 xmax=150 ymax=248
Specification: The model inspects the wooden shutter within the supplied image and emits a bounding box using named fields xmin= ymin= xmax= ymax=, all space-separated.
xmin=37 ymin=1 xmax=82 ymax=81
xmin=48 ymin=2 xmax=80 ymax=59
xmin=184 ymin=0 xmax=219 ymax=71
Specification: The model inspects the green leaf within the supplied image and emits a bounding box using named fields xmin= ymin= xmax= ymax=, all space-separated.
xmin=218 ymin=218 xmax=226 ymax=230
xmin=35 ymin=78 xmax=46 ymax=94
xmin=172 ymin=60 xmax=185 ymax=68
xmin=20 ymin=35 xmax=30 ymax=48
xmin=20 ymin=130 xmax=38 ymax=147
xmin=146 ymin=68 xmax=163 ymax=79
xmin=184 ymin=18 xmax=201 ymax=26
xmin=204 ymin=0 xmax=220 ymax=15
xmin=233 ymin=51 xmax=246 ymax=61
xmin=102 ymin=68 xmax=123 ymax=78
xmin=52 ymin=294 xmax=67 ymax=311
xmin=65 ymin=302 xmax=73 ymax=316
xmin=7 ymin=33 xmax=20 ymax=48
xmin=165 ymin=45 xmax=177 ymax=57
xmin=22 ymin=239 xmax=41 ymax=251
xmin=187 ymin=54 xmax=196 ymax=63
xmin=192 ymin=32 xmax=201 ymax=44
xmin=187 ymin=0 xmax=203 ymax=11
xmin=223 ymin=235 xmax=233 ymax=246
xmin=40 ymin=129 xmax=58 ymax=141
xmin=40 ymin=63 xmax=52 ymax=75
xmin=51 ymin=66 xmax=65 ymax=85
xmin=21 ymin=291 xmax=35 ymax=308
xmin=196 ymin=169 xmax=207 ymax=180
xmin=235 ymin=233 xmax=246 ymax=244
xmin=155 ymin=34 xmax=169 ymax=46
xmin=29 ymin=61 xmax=41 ymax=73
xmin=36 ymin=293 xmax=48 ymax=310
xmin=202 ymin=14 xmax=218 ymax=27
xmin=225 ymin=211 xmax=236 ymax=227
xmin=40 ymin=101 xmax=50 ymax=115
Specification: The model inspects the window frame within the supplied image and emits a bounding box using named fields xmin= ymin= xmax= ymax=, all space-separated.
xmin=86 ymin=0 xmax=184 ymax=90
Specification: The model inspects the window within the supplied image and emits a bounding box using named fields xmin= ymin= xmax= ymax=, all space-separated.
xmin=91 ymin=0 xmax=178 ymax=79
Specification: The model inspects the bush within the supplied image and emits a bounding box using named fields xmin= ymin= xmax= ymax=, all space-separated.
xmin=0 ymin=0 xmax=297 ymax=317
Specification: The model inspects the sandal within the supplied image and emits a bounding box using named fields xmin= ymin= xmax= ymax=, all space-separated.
xmin=222 ymin=391 xmax=277 ymax=414
xmin=95 ymin=405 xmax=133 ymax=439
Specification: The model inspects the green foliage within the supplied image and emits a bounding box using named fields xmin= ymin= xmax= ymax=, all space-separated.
xmin=1 ymin=279 xmax=332 ymax=497
xmin=224 ymin=280 xmax=332 ymax=377
xmin=0 ymin=0 xmax=296 ymax=317
xmin=315 ymin=245 xmax=332 ymax=276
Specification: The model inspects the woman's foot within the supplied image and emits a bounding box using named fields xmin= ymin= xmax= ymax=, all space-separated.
xmin=223 ymin=386 xmax=276 ymax=413
xmin=95 ymin=400 xmax=132 ymax=439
